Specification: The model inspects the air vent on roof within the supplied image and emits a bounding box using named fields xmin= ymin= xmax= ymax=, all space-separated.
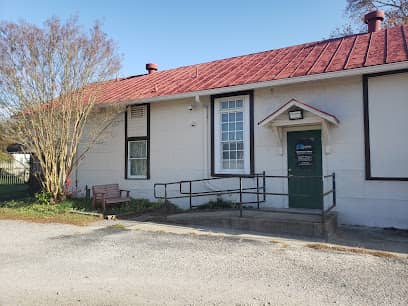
xmin=364 ymin=10 xmax=384 ymax=33
xmin=130 ymin=105 xmax=145 ymax=119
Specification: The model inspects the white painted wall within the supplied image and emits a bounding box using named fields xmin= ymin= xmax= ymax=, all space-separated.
xmin=75 ymin=74 xmax=408 ymax=229
xmin=253 ymin=76 xmax=408 ymax=229
xmin=367 ymin=72 xmax=408 ymax=178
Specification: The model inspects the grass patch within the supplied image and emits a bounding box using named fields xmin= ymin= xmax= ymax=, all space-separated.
xmin=0 ymin=195 xmax=180 ymax=225
xmin=306 ymin=243 xmax=399 ymax=258
xmin=0 ymin=198 xmax=98 ymax=226
xmin=109 ymin=223 xmax=127 ymax=230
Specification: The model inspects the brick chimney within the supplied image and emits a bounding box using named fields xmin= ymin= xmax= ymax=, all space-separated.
xmin=146 ymin=63 xmax=158 ymax=74
xmin=364 ymin=10 xmax=385 ymax=33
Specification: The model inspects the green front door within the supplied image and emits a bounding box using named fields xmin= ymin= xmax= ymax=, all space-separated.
xmin=287 ymin=130 xmax=323 ymax=209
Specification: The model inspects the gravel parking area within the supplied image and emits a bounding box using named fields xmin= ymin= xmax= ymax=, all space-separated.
xmin=0 ymin=220 xmax=407 ymax=306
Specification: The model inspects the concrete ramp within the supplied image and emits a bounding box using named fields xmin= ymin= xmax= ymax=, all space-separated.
xmin=164 ymin=210 xmax=337 ymax=238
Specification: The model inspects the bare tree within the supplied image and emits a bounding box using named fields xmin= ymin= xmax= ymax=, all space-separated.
xmin=330 ymin=0 xmax=408 ymax=37
xmin=0 ymin=124 xmax=12 ymax=160
xmin=0 ymin=17 xmax=122 ymax=202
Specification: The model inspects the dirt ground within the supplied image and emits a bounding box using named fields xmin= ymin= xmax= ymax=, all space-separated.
xmin=0 ymin=219 xmax=407 ymax=306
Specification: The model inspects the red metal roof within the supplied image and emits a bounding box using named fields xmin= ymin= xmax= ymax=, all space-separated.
xmin=97 ymin=25 xmax=408 ymax=104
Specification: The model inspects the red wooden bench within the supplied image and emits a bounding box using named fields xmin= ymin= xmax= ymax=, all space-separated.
xmin=92 ymin=184 xmax=131 ymax=212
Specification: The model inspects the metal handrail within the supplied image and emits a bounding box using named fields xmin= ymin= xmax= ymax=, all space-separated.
xmin=154 ymin=171 xmax=336 ymax=220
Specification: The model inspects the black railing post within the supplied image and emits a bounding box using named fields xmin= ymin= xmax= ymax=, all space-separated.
xmin=256 ymin=174 xmax=260 ymax=209
xmin=332 ymin=172 xmax=336 ymax=208
xmin=164 ymin=184 xmax=168 ymax=213
xmin=321 ymin=175 xmax=325 ymax=222
xmin=189 ymin=181 xmax=192 ymax=210
xmin=239 ymin=176 xmax=243 ymax=217
xmin=262 ymin=171 xmax=266 ymax=202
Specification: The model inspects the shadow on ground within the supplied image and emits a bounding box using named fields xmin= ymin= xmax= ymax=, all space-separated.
xmin=120 ymin=211 xmax=408 ymax=255
xmin=49 ymin=224 xmax=130 ymax=245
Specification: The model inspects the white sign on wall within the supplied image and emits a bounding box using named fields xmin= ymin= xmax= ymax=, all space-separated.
xmin=366 ymin=72 xmax=408 ymax=179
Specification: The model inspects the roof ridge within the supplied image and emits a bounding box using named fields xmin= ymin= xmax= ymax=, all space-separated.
xmin=93 ymin=24 xmax=408 ymax=104
xmin=117 ymin=27 xmax=401 ymax=80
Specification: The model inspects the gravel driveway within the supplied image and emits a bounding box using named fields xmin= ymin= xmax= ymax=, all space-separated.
xmin=0 ymin=220 xmax=407 ymax=306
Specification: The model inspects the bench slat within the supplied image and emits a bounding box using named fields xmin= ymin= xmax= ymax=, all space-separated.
xmin=105 ymin=197 xmax=131 ymax=204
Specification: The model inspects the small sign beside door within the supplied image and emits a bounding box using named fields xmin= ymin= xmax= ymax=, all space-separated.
xmin=295 ymin=138 xmax=314 ymax=167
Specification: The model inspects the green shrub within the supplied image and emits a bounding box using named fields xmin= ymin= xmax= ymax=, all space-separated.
xmin=66 ymin=197 xmax=92 ymax=211
xmin=197 ymin=198 xmax=235 ymax=210
xmin=108 ymin=198 xmax=164 ymax=214
xmin=34 ymin=191 xmax=52 ymax=205
xmin=55 ymin=196 xmax=180 ymax=215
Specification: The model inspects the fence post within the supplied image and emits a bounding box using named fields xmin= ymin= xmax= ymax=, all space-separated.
xmin=332 ymin=172 xmax=336 ymax=208
xmin=239 ymin=176 xmax=243 ymax=217
xmin=189 ymin=181 xmax=192 ymax=210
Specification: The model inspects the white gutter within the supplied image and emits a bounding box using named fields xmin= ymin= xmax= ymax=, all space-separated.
xmin=119 ymin=61 xmax=408 ymax=105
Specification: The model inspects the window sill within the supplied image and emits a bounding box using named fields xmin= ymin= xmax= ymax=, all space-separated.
xmin=211 ymin=172 xmax=254 ymax=178
xmin=126 ymin=176 xmax=149 ymax=180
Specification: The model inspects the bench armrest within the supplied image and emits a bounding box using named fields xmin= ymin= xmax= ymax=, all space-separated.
xmin=120 ymin=190 xmax=130 ymax=197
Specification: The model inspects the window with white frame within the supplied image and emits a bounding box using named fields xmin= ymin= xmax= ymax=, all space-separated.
xmin=128 ymin=140 xmax=147 ymax=178
xmin=213 ymin=94 xmax=252 ymax=175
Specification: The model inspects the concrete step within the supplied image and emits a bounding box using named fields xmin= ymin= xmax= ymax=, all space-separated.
xmin=164 ymin=209 xmax=337 ymax=238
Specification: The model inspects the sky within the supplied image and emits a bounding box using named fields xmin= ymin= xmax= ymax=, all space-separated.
xmin=0 ymin=0 xmax=348 ymax=77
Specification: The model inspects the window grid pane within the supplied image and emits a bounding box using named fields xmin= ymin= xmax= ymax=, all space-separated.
xmin=130 ymin=159 xmax=147 ymax=176
xmin=129 ymin=141 xmax=146 ymax=158
xmin=128 ymin=140 xmax=147 ymax=177
xmin=220 ymin=99 xmax=244 ymax=170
